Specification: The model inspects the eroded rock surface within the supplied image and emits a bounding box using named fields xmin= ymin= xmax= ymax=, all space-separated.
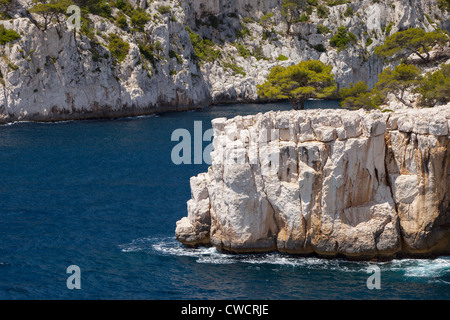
xmin=176 ymin=106 xmax=450 ymax=259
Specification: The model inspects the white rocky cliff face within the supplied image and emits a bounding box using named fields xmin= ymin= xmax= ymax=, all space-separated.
xmin=176 ymin=106 xmax=450 ymax=259
xmin=0 ymin=0 xmax=448 ymax=122
xmin=0 ymin=0 xmax=211 ymax=122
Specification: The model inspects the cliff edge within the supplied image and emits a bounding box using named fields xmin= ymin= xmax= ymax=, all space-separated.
xmin=176 ymin=105 xmax=450 ymax=259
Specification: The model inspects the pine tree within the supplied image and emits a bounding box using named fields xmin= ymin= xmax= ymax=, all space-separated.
xmin=257 ymin=60 xmax=337 ymax=110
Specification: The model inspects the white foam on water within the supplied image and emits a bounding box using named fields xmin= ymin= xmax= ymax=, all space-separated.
xmin=119 ymin=237 xmax=236 ymax=264
xmin=389 ymin=257 xmax=450 ymax=278
xmin=119 ymin=236 xmax=155 ymax=253
xmin=0 ymin=120 xmax=33 ymax=126
xmin=120 ymin=237 xmax=361 ymax=270
xmin=119 ymin=238 xmax=450 ymax=283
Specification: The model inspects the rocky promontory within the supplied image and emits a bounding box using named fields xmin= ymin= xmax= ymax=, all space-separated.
xmin=176 ymin=105 xmax=450 ymax=259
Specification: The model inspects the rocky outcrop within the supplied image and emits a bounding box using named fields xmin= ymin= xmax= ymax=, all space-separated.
xmin=176 ymin=105 xmax=450 ymax=259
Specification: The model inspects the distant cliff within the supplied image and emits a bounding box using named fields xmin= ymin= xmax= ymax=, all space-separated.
xmin=0 ymin=0 xmax=448 ymax=122
xmin=176 ymin=106 xmax=450 ymax=259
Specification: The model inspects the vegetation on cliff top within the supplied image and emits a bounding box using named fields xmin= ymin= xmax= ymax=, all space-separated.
xmin=340 ymin=63 xmax=450 ymax=110
xmin=257 ymin=60 xmax=337 ymax=110
xmin=374 ymin=28 xmax=449 ymax=63
xmin=418 ymin=63 xmax=450 ymax=107
xmin=338 ymin=27 xmax=450 ymax=110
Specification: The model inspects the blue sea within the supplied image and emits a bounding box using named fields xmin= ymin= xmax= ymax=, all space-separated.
xmin=0 ymin=101 xmax=449 ymax=300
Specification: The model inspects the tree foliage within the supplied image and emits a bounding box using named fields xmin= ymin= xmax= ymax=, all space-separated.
xmin=438 ymin=0 xmax=450 ymax=12
xmin=0 ymin=0 xmax=14 ymax=14
xmin=416 ymin=63 xmax=450 ymax=107
xmin=30 ymin=0 xmax=73 ymax=30
xmin=186 ymin=26 xmax=221 ymax=63
xmin=339 ymin=81 xmax=381 ymax=110
xmin=374 ymin=63 xmax=422 ymax=107
xmin=281 ymin=0 xmax=306 ymax=34
xmin=130 ymin=10 xmax=150 ymax=32
xmin=257 ymin=60 xmax=337 ymax=110
xmin=0 ymin=24 xmax=20 ymax=45
xmin=73 ymin=0 xmax=111 ymax=17
xmin=374 ymin=28 xmax=449 ymax=63
xmin=330 ymin=26 xmax=357 ymax=50
xmin=339 ymin=64 xmax=424 ymax=110
xmin=107 ymin=33 xmax=129 ymax=63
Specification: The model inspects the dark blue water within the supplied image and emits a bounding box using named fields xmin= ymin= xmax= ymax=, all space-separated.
xmin=0 ymin=101 xmax=449 ymax=300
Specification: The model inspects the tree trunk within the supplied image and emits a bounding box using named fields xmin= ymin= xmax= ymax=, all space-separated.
xmin=290 ymin=100 xmax=298 ymax=110
xmin=286 ymin=21 xmax=291 ymax=35
xmin=299 ymin=99 xmax=305 ymax=110
xmin=414 ymin=50 xmax=429 ymax=63
xmin=396 ymin=94 xmax=414 ymax=108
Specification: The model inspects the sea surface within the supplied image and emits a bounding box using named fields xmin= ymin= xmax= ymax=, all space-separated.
xmin=0 ymin=101 xmax=449 ymax=300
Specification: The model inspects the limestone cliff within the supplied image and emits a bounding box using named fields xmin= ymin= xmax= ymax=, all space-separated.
xmin=176 ymin=106 xmax=450 ymax=259
xmin=0 ymin=0 xmax=211 ymax=123
xmin=0 ymin=0 xmax=448 ymax=122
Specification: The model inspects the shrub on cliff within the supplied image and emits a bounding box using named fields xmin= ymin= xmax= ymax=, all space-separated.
xmin=257 ymin=60 xmax=337 ymax=110
xmin=0 ymin=0 xmax=13 ymax=16
xmin=0 ymin=24 xmax=20 ymax=45
xmin=339 ymin=63 xmax=424 ymax=109
xmin=74 ymin=0 xmax=111 ymax=17
xmin=330 ymin=26 xmax=357 ymax=50
xmin=339 ymin=64 xmax=424 ymax=110
xmin=374 ymin=28 xmax=449 ymax=63
xmin=339 ymin=81 xmax=382 ymax=110
xmin=416 ymin=63 xmax=450 ymax=107
xmin=316 ymin=5 xmax=329 ymax=18
xmin=156 ymin=5 xmax=171 ymax=15
xmin=438 ymin=0 xmax=450 ymax=12
xmin=259 ymin=12 xmax=274 ymax=27
xmin=107 ymin=34 xmax=129 ymax=63
xmin=186 ymin=26 xmax=221 ymax=63
xmin=130 ymin=10 xmax=150 ymax=32
xmin=374 ymin=63 xmax=422 ymax=108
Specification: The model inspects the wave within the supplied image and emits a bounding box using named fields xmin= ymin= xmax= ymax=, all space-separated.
xmin=0 ymin=120 xmax=33 ymax=127
xmin=115 ymin=114 xmax=159 ymax=121
xmin=119 ymin=237 xmax=450 ymax=283
xmin=120 ymin=237 xmax=365 ymax=271
xmin=389 ymin=257 xmax=450 ymax=279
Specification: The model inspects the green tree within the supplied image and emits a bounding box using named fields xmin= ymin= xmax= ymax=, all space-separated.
xmin=375 ymin=63 xmax=422 ymax=107
xmin=30 ymin=0 xmax=73 ymax=31
xmin=316 ymin=5 xmax=329 ymax=18
xmin=186 ymin=26 xmax=221 ymax=63
xmin=0 ymin=0 xmax=13 ymax=14
xmin=130 ymin=10 xmax=150 ymax=32
xmin=339 ymin=81 xmax=382 ymax=110
xmin=438 ymin=0 xmax=450 ymax=12
xmin=117 ymin=13 xmax=128 ymax=30
xmin=260 ymin=12 xmax=274 ymax=28
xmin=0 ymin=24 xmax=20 ymax=45
xmin=257 ymin=60 xmax=337 ymax=110
xmin=73 ymin=0 xmax=111 ymax=17
xmin=107 ymin=34 xmax=130 ymax=63
xmin=281 ymin=0 xmax=306 ymax=34
xmin=330 ymin=26 xmax=357 ymax=50
xmin=374 ymin=28 xmax=449 ymax=63
xmin=416 ymin=63 xmax=450 ymax=107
